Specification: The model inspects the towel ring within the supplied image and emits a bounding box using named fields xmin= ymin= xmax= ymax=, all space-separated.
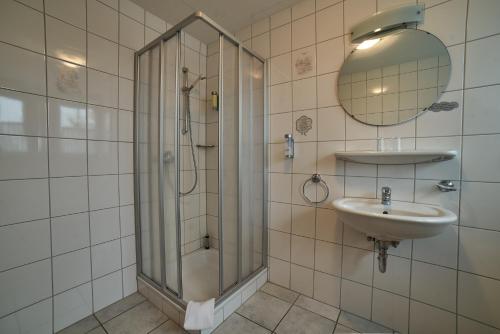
xmin=302 ymin=174 xmax=329 ymax=204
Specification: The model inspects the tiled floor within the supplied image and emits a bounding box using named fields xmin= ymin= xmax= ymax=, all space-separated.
xmin=59 ymin=283 xmax=395 ymax=334
xmin=56 ymin=293 xmax=186 ymax=334
xmin=223 ymin=282 xmax=396 ymax=334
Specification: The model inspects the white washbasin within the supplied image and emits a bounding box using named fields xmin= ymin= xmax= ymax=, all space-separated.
xmin=333 ymin=198 xmax=457 ymax=241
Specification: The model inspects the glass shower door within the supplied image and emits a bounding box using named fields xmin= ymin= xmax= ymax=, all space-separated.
xmin=136 ymin=33 xmax=181 ymax=296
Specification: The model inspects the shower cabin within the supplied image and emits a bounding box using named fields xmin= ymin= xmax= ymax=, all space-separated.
xmin=134 ymin=12 xmax=267 ymax=307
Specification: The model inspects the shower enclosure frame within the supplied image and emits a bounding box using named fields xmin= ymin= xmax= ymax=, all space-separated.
xmin=133 ymin=11 xmax=269 ymax=308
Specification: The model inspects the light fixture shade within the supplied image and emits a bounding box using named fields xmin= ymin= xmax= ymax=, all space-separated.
xmin=351 ymin=4 xmax=424 ymax=43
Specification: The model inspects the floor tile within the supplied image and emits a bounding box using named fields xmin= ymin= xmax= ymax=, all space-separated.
xmin=236 ymin=291 xmax=291 ymax=330
xmin=275 ymin=305 xmax=336 ymax=334
xmin=95 ymin=292 xmax=145 ymax=323
xmin=87 ymin=327 xmax=106 ymax=334
xmin=56 ymin=315 xmax=100 ymax=334
xmin=334 ymin=324 xmax=359 ymax=333
xmin=103 ymin=301 xmax=167 ymax=334
xmin=149 ymin=320 xmax=187 ymax=334
xmin=294 ymin=295 xmax=340 ymax=321
xmin=337 ymin=311 xmax=392 ymax=333
xmin=212 ymin=313 xmax=271 ymax=334
xmin=260 ymin=282 xmax=299 ymax=303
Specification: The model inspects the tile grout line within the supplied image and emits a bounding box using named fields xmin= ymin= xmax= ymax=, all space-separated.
xmin=0 ymin=243 xmax=137 ymax=277
xmin=117 ymin=0 xmax=125 ymax=300
xmin=0 ymin=203 xmax=137 ymax=230
xmin=145 ymin=319 xmax=170 ymax=334
xmin=93 ymin=316 xmax=108 ymax=334
xmin=455 ymin=0 xmax=471 ymax=331
xmin=339 ymin=0 xmax=347 ymax=314
xmin=96 ymin=298 xmax=149 ymax=331
xmin=40 ymin=0 xmax=56 ymax=332
xmin=311 ymin=0 xmax=318 ymax=303
xmin=232 ymin=311 xmax=273 ymax=333
xmin=371 ymin=0 xmax=379 ymax=312
xmin=287 ymin=2 xmax=293 ymax=291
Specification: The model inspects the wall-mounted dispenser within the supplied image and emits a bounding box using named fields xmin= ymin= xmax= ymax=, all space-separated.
xmin=284 ymin=133 xmax=294 ymax=159
xmin=211 ymin=91 xmax=219 ymax=111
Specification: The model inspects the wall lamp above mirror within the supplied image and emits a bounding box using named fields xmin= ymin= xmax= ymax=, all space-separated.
xmin=351 ymin=4 xmax=424 ymax=43
xmin=338 ymin=4 xmax=458 ymax=126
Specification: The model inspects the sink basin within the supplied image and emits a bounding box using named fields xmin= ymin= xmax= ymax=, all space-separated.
xmin=332 ymin=198 xmax=457 ymax=241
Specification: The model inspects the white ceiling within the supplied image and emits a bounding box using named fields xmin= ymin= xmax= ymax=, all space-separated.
xmin=133 ymin=0 xmax=302 ymax=40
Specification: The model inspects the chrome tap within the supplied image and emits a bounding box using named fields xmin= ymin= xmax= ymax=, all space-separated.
xmin=381 ymin=186 xmax=391 ymax=206
xmin=436 ymin=180 xmax=456 ymax=192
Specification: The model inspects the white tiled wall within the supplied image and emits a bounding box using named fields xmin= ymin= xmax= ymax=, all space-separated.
xmin=0 ymin=0 xmax=167 ymax=332
xmin=237 ymin=0 xmax=500 ymax=333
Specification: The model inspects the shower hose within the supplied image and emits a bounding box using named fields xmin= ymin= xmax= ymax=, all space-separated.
xmin=180 ymin=95 xmax=198 ymax=196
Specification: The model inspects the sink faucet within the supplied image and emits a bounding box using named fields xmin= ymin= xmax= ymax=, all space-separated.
xmin=381 ymin=186 xmax=391 ymax=206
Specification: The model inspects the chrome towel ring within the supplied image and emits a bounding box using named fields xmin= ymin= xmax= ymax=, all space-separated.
xmin=302 ymin=173 xmax=329 ymax=204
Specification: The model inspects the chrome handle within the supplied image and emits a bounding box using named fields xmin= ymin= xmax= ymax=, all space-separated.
xmin=436 ymin=180 xmax=456 ymax=192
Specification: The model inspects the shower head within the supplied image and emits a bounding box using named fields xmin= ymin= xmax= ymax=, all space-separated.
xmin=187 ymin=75 xmax=206 ymax=92
xmin=182 ymin=66 xmax=207 ymax=94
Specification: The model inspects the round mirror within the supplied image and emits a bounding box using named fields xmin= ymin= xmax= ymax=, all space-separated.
xmin=338 ymin=29 xmax=451 ymax=126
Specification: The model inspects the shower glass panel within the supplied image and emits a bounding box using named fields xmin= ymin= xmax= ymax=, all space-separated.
xmin=136 ymin=34 xmax=181 ymax=295
xmin=240 ymin=51 xmax=264 ymax=278
xmin=220 ymin=37 xmax=239 ymax=291
xmin=162 ymin=35 xmax=180 ymax=294
xmin=137 ymin=44 xmax=162 ymax=284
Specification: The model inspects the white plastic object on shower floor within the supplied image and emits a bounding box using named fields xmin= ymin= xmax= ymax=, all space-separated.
xmin=183 ymin=298 xmax=215 ymax=330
